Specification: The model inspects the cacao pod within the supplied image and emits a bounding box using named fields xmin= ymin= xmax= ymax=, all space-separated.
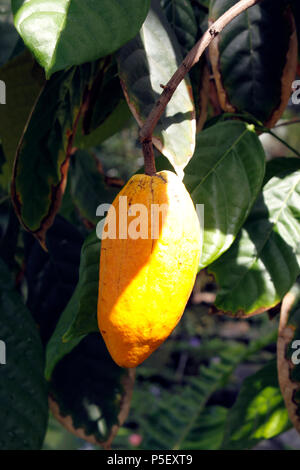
xmin=97 ymin=170 xmax=201 ymax=368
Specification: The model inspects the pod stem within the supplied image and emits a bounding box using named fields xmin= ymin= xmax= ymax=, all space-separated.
xmin=141 ymin=0 xmax=262 ymax=175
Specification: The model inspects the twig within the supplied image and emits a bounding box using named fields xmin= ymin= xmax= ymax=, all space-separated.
xmin=140 ymin=0 xmax=262 ymax=174
xmin=274 ymin=118 xmax=300 ymax=129
xmin=267 ymin=129 xmax=300 ymax=158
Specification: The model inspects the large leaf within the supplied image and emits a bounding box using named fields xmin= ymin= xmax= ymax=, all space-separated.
xmin=117 ymin=0 xmax=196 ymax=177
xmin=73 ymin=99 xmax=132 ymax=149
xmin=209 ymin=162 xmax=300 ymax=316
xmin=24 ymin=215 xmax=83 ymax=345
xmin=11 ymin=62 xmax=100 ymax=248
xmin=221 ymin=360 xmax=291 ymax=450
xmin=184 ymin=121 xmax=265 ymax=268
xmin=49 ymin=333 xmax=135 ymax=448
xmin=0 ymin=258 xmax=48 ymax=449
xmin=12 ymin=0 xmax=150 ymax=78
xmin=209 ymin=0 xmax=298 ymax=128
xmin=0 ymin=50 xmax=44 ymax=189
xmin=45 ymin=230 xmax=100 ymax=379
xmin=161 ymin=0 xmax=198 ymax=57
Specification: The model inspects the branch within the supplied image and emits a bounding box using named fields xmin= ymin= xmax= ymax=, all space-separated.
xmin=140 ymin=0 xmax=262 ymax=174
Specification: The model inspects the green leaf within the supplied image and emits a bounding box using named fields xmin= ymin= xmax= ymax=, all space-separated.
xmin=49 ymin=333 xmax=135 ymax=447
xmin=11 ymin=62 xmax=100 ymax=247
xmin=45 ymin=230 xmax=100 ymax=380
xmin=117 ymin=0 xmax=196 ymax=177
xmin=68 ymin=150 xmax=119 ymax=225
xmin=209 ymin=167 xmax=300 ymax=316
xmin=161 ymin=0 xmax=198 ymax=57
xmin=221 ymin=360 xmax=291 ymax=450
xmin=74 ymin=99 xmax=132 ymax=149
xmin=0 ymin=258 xmax=48 ymax=449
xmin=45 ymin=285 xmax=84 ymax=381
xmin=209 ymin=0 xmax=297 ymax=127
xmin=184 ymin=121 xmax=266 ymax=268
xmin=0 ymin=50 xmax=44 ymax=190
xmin=12 ymin=0 xmax=150 ymax=78
xmin=264 ymin=157 xmax=300 ymax=185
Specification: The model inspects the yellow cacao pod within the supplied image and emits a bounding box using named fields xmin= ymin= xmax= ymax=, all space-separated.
xmin=97 ymin=170 xmax=201 ymax=368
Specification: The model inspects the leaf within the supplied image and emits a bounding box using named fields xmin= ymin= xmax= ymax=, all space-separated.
xmin=24 ymin=215 xmax=83 ymax=345
xmin=0 ymin=258 xmax=48 ymax=449
xmin=184 ymin=121 xmax=266 ymax=268
xmin=161 ymin=0 xmax=198 ymax=57
xmin=68 ymin=150 xmax=120 ymax=225
xmin=48 ymin=333 xmax=135 ymax=448
xmin=209 ymin=0 xmax=298 ymax=128
xmin=209 ymin=167 xmax=300 ymax=316
xmin=45 ymin=230 xmax=100 ymax=380
xmin=74 ymin=99 xmax=132 ymax=149
xmin=221 ymin=360 xmax=291 ymax=450
xmin=81 ymin=58 xmax=124 ymax=135
xmin=0 ymin=50 xmax=44 ymax=189
xmin=12 ymin=0 xmax=150 ymax=78
xmin=62 ymin=231 xmax=100 ymax=342
xmin=11 ymin=62 xmax=100 ymax=248
xmin=263 ymin=157 xmax=300 ymax=185
xmin=277 ymin=289 xmax=300 ymax=434
xmin=117 ymin=0 xmax=196 ymax=177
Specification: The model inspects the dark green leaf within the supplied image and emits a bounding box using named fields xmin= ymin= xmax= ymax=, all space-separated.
xmin=117 ymin=0 xmax=196 ymax=177
xmin=68 ymin=150 xmax=119 ymax=225
xmin=221 ymin=360 xmax=290 ymax=450
xmin=12 ymin=0 xmax=151 ymax=77
xmin=74 ymin=99 xmax=132 ymax=149
xmin=209 ymin=0 xmax=297 ymax=127
xmin=161 ymin=0 xmax=198 ymax=57
xmin=0 ymin=258 xmax=48 ymax=449
xmin=49 ymin=333 xmax=135 ymax=447
xmin=0 ymin=50 xmax=44 ymax=190
xmin=209 ymin=168 xmax=300 ymax=316
xmin=263 ymin=157 xmax=300 ymax=185
xmin=11 ymin=62 xmax=100 ymax=247
xmin=24 ymin=215 xmax=83 ymax=345
xmin=45 ymin=230 xmax=100 ymax=379
xmin=184 ymin=121 xmax=265 ymax=268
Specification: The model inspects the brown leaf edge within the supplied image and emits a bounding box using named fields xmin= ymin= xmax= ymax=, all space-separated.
xmin=209 ymin=303 xmax=274 ymax=319
xmin=277 ymin=292 xmax=300 ymax=433
xmin=208 ymin=6 xmax=298 ymax=128
xmin=11 ymin=89 xmax=87 ymax=252
xmin=49 ymin=368 xmax=136 ymax=449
